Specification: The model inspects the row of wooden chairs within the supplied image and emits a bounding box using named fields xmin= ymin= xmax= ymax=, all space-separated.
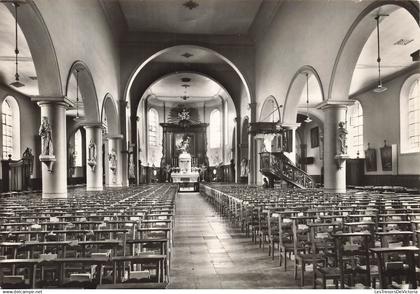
xmin=0 ymin=184 xmax=177 ymax=289
xmin=201 ymin=183 xmax=420 ymax=289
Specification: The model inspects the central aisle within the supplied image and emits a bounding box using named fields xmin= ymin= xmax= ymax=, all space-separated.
xmin=168 ymin=192 xmax=299 ymax=289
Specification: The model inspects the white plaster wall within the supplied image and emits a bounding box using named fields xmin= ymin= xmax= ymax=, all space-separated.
xmin=34 ymin=0 xmax=120 ymax=114
xmin=0 ymin=89 xmax=41 ymax=179
xmin=254 ymin=1 xmax=371 ymax=115
xmin=357 ymin=69 xmax=420 ymax=175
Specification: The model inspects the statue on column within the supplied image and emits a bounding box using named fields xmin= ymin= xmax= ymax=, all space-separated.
xmin=337 ymin=121 xmax=348 ymax=155
xmin=109 ymin=149 xmax=117 ymax=175
xmin=39 ymin=117 xmax=53 ymax=156
xmin=88 ymin=139 xmax=97 ymax=171
xmin=240 ymin=157 xmax=248 ymax=177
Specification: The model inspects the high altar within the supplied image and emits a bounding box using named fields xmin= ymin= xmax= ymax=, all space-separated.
xmin=161 ymin=107 xmax=208 ymax=191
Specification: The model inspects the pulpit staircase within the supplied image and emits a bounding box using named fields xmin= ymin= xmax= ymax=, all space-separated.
xmin=260 ymin=151 xmax=315 ymax=189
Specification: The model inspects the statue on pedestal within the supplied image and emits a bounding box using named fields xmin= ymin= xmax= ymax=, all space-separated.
xmin=240 ymin=158 xmax=248 ymax=177
xmin=109 ymin=149 xmax=117 ymax=175
xmin=337 ymin=121 xmax=348 ymax=155
xmin=39 ymin=117 xmax=53 ymax=156
xmin=88 ymin=139 xmax=97 ymax=171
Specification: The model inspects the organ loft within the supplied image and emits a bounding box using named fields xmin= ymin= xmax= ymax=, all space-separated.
xmin=0 ymin=0 xmax=418 ymax=291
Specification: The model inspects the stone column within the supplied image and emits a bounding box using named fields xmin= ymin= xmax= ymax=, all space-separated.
xmin=255 ymin=135 xmax=265 ymax=185
xmin=234 ymin=117 xmax=241 ymax=183
xmin=106 ymin=135 xmax=123 ymax=187
xmin=32 ymin=97 xmax=69 ymax=199
xmin=248 ymin=102 xmax=257 ymax=185
xmin=281 ymin=123 xmax=300 ymax=165
xmin=119 ymin=101 xmax=129 ymax=187
xmin=84 ymin=123 xmax=103 ymax=191
xmin=318 ymin=101 xmax=354 ymax=193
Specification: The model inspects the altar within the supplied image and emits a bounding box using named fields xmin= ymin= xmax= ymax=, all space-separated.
xmin=171 ymin=151 xmax=200 ymax=192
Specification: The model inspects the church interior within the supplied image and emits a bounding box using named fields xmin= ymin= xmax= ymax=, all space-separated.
xmin=0 ymin=0 xmax=419 ymax=290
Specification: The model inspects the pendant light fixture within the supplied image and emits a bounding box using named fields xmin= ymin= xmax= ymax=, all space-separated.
xmin=373 ymin=14 xmax=388 ymax=93
xmin=10 ymin=1 xmax=24 ymax=88
xmin=181 ymin=84 xmax=190 ymax=101
xmin=73 ymin=69 xmax=81 ymax=121
xmin=304 ymin=72 xmax=312 ymax=123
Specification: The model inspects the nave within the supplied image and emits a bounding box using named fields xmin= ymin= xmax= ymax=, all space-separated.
xmin=169 ymin=192 xmax=297 ymax=289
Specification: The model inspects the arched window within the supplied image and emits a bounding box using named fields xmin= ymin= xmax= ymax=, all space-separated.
xmin=408 ymin=79 xmax=420 ymax=149
xmin=148 ymin=108 xmax=159 ymax=147
xmin=2 ymin=96 xmax=20 ymax=159
xmin=401 ymin=74 xmax=420 ymax=153
xmin=74 ymin=129 xmax=83 ymax=167
xmin=209 ymin=109 xmax=221 ymax=149
xmin=347 ymin=100 xmax=364 ymax=158
xmin=147 ymin=108 xmax=162 ymax=166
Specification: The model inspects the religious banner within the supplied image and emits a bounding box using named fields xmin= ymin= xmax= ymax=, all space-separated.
xmin=365 ymin=144 xmax=377 ymax=172
xmin=380 ymin=141 xmax=392 ymax=171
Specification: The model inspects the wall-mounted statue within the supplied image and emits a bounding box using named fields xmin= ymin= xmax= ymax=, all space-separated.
xmin=109 ymin=149 xmax=117 ymax=174
xmin=22 ymin=147 xmax=34 ymax=175
xmin=39 ymin=116 xmax=53 ymax=156
xmin=88 ymin=139 xmax=97 ymax=171
xmin=337 ymin=121 xmax=348 ymax=155
xmin=240 ymin=157 xmax=248 ymax=177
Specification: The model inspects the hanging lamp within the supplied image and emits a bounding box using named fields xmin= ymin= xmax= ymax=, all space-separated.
xmin=181 ymin=84 xmax=189 ymax=101
xmin=304 ymin=73 xmax=312 ymax=123
xmin=73 ymin=69 xmax=81 ymax=121
xmin=373 ymin=14 xmax=388 ymax=93
xmin=9 ymin=1 xmax=24 ymax=88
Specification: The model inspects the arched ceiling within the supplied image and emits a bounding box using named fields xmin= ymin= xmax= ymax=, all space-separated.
xmin=148 ymin=72 xmax=225 ymax=104
xmin=129 ymin=45 xmax=245 ymax=114
xmin=0 ymin=3 xmax=38 ymax=96
xmin=118 ymin=0 xmax=264 ymax=35
xmin=350 ymin=6 xmax=420 ymax=95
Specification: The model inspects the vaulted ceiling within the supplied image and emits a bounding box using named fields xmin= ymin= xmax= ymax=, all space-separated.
xmin=118 ymin=0 xmax=264 ymax=35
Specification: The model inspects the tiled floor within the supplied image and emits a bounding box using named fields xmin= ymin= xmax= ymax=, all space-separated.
xmin=168 ymin=192 xmax=310 ymax=289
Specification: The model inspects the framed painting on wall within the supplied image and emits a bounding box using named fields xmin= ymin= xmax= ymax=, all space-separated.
xmin=310 ymin=127 xmax=319 ymax=148
xmin=365 ymin=145 xmax=377 ymax=172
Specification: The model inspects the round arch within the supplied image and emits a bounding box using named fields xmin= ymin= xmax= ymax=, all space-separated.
xmin=1 ymin=95 xmax=20 ymax=159
xmin=283 ymin=65 xmax=325 ymax=124
xmin=1 ymin=1 xmax=62 ymax=96
xmin=241 ymin=116 xmax=249 ymax=147
xmin=329 ymin=1 xmax=419 ymax=100
xmin=124 ymin=45 xmax=253 ymax=106
xmin=135 ymin=70 xmax=237 ymax=116
xmin=259 ymin=95 xmax=281 ymax=122
xmin=101 ymin=94 xmax=120 ymax=136
xmin=65 ymin=61 xmax=100 ymax=123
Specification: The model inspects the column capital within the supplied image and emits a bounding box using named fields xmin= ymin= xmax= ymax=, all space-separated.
xmin=106 ymin=134 xmax=124 ymax=140
xmin=82 ymin=122 xmax=106 ymax=129
xmin=119 ymin=100 xmax=128 ymax=108
xmin=31 ymin=96 xmax=73 ymax=108
xmin=316 ymin=100 xmax=355 ymax=110
xmin=248 ymin=102 xmax=257 ymax=110
xmin=280 ymin=122 xmax=301 ymax=130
